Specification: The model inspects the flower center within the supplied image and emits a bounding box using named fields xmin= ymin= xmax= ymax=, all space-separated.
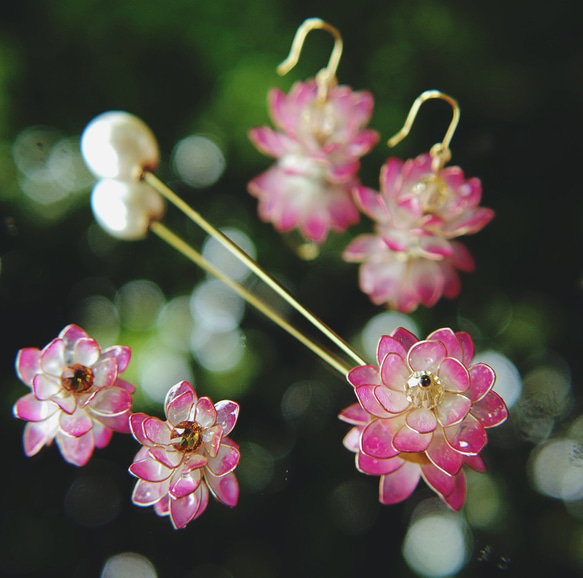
xmin=303 ymin=101 xmax=336 ymax=146
xmin=61 ymin=364 xmax=95 ymax=393
xmin=412 ymin=176 xmax=449 ymax=213
xmin=170 ymin=421 xmax=204 ymax=453
xmin=405 ymin=371 xmax=444 ymax=410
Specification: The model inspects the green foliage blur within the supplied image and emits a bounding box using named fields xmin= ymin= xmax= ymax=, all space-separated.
xmin=1 ymin=1 xmax=582 ymax=577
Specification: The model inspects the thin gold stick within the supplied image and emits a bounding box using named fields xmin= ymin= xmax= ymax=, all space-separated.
xmin=143 ymin=171 xmax=367 ymax=368
xmin=149 ymin=221 xmax=352 ymax=376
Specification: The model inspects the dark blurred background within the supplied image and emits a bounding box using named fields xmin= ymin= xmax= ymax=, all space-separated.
xmin=1 ymin=1 xmax=583 ymax=577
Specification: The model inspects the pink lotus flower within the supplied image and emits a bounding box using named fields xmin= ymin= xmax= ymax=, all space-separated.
xmin=343 ymin=154 xmax=494 ymax=311
xmin=339 ymin=327 xmax=508 ymax=510
xmin=248 ymin=80 xmax=379 ymax=243
xmin=129 ymin=381 xmax=240 ymax=529
xmin=13 ymin=324 xmax=134 ymax=466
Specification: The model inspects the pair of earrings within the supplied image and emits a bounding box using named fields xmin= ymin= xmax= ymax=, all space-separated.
xmin=248 ymin=18 xmax=494 ymax=313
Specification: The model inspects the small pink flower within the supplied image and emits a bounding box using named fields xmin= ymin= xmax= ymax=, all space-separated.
xmin=344 ymin=154 xmax=494 ymax=311
xmin=339 ymin=327 xmax=507 ymax=510
xmin=248 ymin=80 xmax=379 ymax=243
xmin=13 ymin=324 xmax=134 ymax=466
xmin=129 ymin=381 xmax=240 ymax=529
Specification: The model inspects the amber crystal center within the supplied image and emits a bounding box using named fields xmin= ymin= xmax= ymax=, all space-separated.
xmin=170 ymin=421 xmax=204 ymax=453
xmin=61 ymin=364 xmax=95 ymax=393
xmin=405 ymin=370 xmax=444 ymax=410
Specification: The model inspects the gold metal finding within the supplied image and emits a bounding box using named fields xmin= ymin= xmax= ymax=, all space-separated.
xmin=149 ymin=221 xmax=352 ymax=376
xmin=277 ymin=17 xmax=343 ymax=102
xmin=143 ymin=171 xmax=366 ymax=372
xmin=387 ymin=90 xmax=460 ymax=170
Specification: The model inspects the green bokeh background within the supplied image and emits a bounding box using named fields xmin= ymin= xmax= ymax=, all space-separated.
xmin=1 ymin=1 xmax=583 ymax=577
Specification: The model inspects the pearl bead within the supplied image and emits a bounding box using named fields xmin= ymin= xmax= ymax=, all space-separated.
xmin=81 ymin=111 xmax=160 ymax=180
xmin=91 ymin=179 xmax=165 ymax=240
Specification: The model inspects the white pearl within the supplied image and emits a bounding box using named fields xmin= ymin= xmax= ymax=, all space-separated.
xmin=91 ymin=179 xmax=165 ymax=240
xmin=81 ymin=111 xmax=160 ymax=180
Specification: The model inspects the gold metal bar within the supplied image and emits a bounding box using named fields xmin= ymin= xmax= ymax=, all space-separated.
xmin=149 ymin=221 xmax=352 ymax=376
xmin=143 ymin=171 xmax=367 ymax=368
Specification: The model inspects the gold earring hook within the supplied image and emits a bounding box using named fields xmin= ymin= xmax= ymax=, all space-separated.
xmin=277 ymin=17 xmax=343 ymax=102
xmin=387 ymin=90 xmax=460 ymax=170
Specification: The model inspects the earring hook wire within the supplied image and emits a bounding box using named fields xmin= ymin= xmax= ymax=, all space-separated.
xmin=276 ymin=17 xmax=343 ymax=102
xmin=387 ymin=90 xmax=460 ymax=170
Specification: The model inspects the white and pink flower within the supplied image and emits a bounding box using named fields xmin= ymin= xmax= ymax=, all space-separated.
xmin=344 ymin=153 xmax=494 ymax=311
xmin=339 ymin=327 xmax=507 ymax=510
xmin=129 ymin=381 xmax=240 ymax=529
xmin=248 ymin=80 xmax=379 ymax=243
xmin=13 ymin=324 xmax=134 ymax=466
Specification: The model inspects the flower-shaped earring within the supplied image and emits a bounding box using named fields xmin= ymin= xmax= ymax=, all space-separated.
xmin=248 ymin=17 xmax=379 ymax=257
xmin=343 ymin=90 xmax=494 ymax=312
xmin=339 ymin=327 xmax=508 ymax=510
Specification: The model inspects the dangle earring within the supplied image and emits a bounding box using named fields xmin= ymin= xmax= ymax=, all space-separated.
xmin=343 ymin=90 xmax=494 ymax=313
xmin=247 ymin=17 xmax=379 ymax=258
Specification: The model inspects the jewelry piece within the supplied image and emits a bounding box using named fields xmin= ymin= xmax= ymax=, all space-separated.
xmin=343 ymin=90 xmax=494 ymax=312
xmin=248 ymin=18 xmax=379 ymax=257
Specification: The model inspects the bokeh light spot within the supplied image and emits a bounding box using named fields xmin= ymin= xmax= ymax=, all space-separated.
xmin=473 ymin=350 xmax=522 ymax=409
xmin=237 ymin=441 xmax=274 ymax=492
xmin=138 ymin=347 xmax=194 ymax=404
xmin=172 ymin=134 xmax=225 ymax=188
xmin=190 ymin=279 xmax=244 ymax=332
xmin=116 ymin=280 xmax=166 ymax=332
xmin=65 ymin=472 xmax=122 ymax=528
xmin=101 ymin=552 xmax=157 ymax=578
xmin=361 ymin=311 xmax=420 ymax=361
xmin=190 ymin=327 xmax=245 ymax=373
xmin=157 ymin=296 xmax=194 ymax=353
xmin=403 ymin=502 xmax=469 ymax=577
xmin=201 ymin=228 xmax=256 ymax=283
xmin=529 ymin=438 xmax=583 ymax=501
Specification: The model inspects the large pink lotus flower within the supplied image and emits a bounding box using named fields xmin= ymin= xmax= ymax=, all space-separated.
xmin=343 ymin=153 xmax=494 ymax=311
xmin=13 ymin=324 xmax=134 ymax=466
xmin=339 ymin=327 xmax=508 ymax=510
xmin=129 ymin=381 xmax=240 ymax=529
xmin=248 ymin=80 xmax=379 ymax=243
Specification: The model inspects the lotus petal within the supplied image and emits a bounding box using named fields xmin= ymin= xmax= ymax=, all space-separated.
xmin=435 ymin=393 xmax=472 ymax=427
xmin=472 ymin=391 xmax=508 ymax=428
xmin=426 ymin=431 xmax=463 ymax=476
xmin=132 ymin=479 xmax=168 ymax=507
xmin=408 ymin=340 xmax=447 ymax=373
xmin=56 ymin=431 xmax=94 ymax=466
xmin=207 ymin=439 xmax=240 ymax=476
xmin=15 ymin=348 xmax=41 ymax=386
xmin=338 ymin=403 xmax=369 ymax=426
xmin=468 ymin=363 xmax=496 ymax=402
xmin=444 ymin=414 xmax=487 ymax=455
xmin=194 ymin=397 xmax=217 ymax=429
xmin=379 ymin=461 xmax=421 ymax=505
xmin=214 ymin=400 xmax=239 ymax=436
xmin=361 ymin=419 xmax=400 ymax=459
xmin=393 ymin=425 xmax=432 ymax=453
xmin=357 ymin=453 xmax=404 ymax=476
xmin=439 ymin=357 xmax=470 ymax=392
xmin=206 ymin=471 xmax=239 ymax=507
